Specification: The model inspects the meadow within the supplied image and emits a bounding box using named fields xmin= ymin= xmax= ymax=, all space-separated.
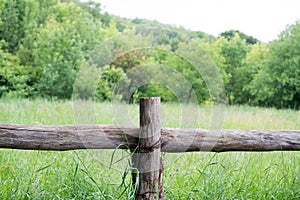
xmin=0 ymin=99 xmax=299 ymax=199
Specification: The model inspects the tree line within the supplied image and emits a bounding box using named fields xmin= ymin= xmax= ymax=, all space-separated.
xmin=0 ymin=0 xmax=299 ymax=109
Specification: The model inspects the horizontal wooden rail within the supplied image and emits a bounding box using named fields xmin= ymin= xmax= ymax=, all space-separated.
xmin=0 ymin=124 xmax=299 ymax=152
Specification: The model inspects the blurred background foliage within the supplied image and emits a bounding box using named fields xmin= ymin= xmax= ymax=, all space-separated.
xmin=0 ymin=0 xmax=299 ymax=109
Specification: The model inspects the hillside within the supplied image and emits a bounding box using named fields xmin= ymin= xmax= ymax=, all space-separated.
xmin=0 ymin=0 xmax=299 ymax=109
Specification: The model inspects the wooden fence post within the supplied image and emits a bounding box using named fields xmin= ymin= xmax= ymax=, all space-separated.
xmin=132 ymin=97 xmax=164 ymax=200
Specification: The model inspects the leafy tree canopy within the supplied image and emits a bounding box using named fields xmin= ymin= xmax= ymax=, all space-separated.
xmin=220 ymin=30 xmax=259 ymax=45
xmin=0 ymin=0 xmax=298 ymax=109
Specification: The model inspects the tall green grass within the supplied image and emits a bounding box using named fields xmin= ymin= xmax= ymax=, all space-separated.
xmin=0 ymin=99 xmax=299 ymax=199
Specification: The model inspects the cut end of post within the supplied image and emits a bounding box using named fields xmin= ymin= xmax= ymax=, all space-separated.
xmin=139 ymin=97 xmax=161 ymax=104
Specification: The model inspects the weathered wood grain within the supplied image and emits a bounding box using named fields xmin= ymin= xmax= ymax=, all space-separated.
xmin=132 ymin=97 xmax=164 ymax=200
xmin=162 ymin=129 xmax=300 ymax=152
xmin=0 ymin=124 xmax=299 ymax=152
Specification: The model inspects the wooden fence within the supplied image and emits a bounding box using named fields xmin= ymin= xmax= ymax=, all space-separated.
xmin=0 ymin=97 xmax=299 ymax=200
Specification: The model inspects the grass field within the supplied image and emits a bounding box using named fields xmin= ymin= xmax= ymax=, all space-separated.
xmin=0 ymin=99 xmax=299 ymax=199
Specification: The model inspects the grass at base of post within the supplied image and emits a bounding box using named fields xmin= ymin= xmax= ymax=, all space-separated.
xmin=0 ymin=99 xmax=299 ymax=199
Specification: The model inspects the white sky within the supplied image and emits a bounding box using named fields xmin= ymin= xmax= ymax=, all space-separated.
xmin=98 ymin=0 xmax=300 ymax=42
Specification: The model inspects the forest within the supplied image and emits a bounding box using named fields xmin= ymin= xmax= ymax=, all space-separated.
xmin=0 ymin=0 xmax=299 ymax=109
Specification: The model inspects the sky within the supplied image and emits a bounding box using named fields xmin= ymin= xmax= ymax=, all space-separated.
xmin=98 ymin=0 xmax=300 ymax=42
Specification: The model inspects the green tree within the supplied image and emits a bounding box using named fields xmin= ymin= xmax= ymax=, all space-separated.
xmin=220 ymin=30 xmax=259 ymax=45
xmin=18 ymin=0 xmax=59 ymax=66
xmin=0 ymin=0 xmax=26 ymax=53
xmin=0 ymin=47 xmax=29 ymax=98
xmin=26 ymin=1 xmax=104 ymax=99
xmin=249 ymin=22 xmax=300 ymax=108
xmin=218 ymin=34 xmax=249 ymax=104
xmin=95 ymin=65 xmax=127 ymax=101
xmin=243 ymin=42 xmax=269 ymax=104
